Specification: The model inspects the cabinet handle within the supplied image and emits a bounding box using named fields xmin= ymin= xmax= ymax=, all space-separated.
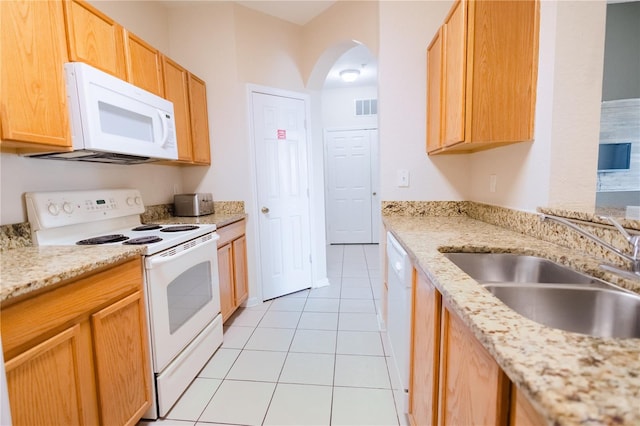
xmin=261 ymin=207 xmax=270 ymax=214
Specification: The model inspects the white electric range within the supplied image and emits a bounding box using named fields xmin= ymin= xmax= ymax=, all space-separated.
xmin=25 ymin=189 xmax=223 ymax=419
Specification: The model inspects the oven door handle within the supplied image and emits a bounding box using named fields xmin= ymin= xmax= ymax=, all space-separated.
xmin=145 ymin=233 xmax=219 ymax=268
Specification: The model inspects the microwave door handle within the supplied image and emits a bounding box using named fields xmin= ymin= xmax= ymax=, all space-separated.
xmin=158 ymin=110 xmax=170 ymax=147
xmin=146 ymin=234 xmax=219 ymax=268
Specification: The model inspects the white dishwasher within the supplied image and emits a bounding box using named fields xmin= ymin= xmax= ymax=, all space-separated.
xmin=386 ymin=232 xmax=412 ymax=413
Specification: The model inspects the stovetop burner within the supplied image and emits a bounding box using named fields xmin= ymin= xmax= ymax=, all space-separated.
xmin=76 ymin=234 xmax=130 ymax=245
xmin=132 ymin=224 xmax=162 ymax=231
xmin=124 ymin=236 xmax=164 ymax=245
xmin=161 ymin=225 xmax=200 ymax=233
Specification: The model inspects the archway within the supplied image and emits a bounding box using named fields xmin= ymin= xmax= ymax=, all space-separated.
xmin=322 ymin=44 xmax=379 ymax=245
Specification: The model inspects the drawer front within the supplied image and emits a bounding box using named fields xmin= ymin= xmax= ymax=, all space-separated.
xmin=217 ymin=219 xmax=246 ymax=247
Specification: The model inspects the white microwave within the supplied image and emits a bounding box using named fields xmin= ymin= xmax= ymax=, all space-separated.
xmin=28 ymin=62 xmax=178 ymax=164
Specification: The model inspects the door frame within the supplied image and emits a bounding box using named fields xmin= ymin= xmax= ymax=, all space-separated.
xmin=323 ymin=126 xmax=380 ymax=244
xmin=246 ymin=84 xmax=329 ymax=304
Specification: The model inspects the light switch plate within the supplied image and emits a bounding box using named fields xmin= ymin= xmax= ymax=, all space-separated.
xmin=397 ymin=169 xmax=410 ymax=187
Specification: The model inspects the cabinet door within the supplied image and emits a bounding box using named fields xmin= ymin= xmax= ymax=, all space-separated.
xmin=467 ymin=0 xmax=538 ymax=143
xmin=91 ymin=291 xmax=152 ymax=426
xmin=218 ymin=242 xmax=235 ymax=321
xmin=232 ymin=235 xmax=249 ymax=306
xmin=408 ymin=270 xmax=441 ymax=426
xmin=188 ymin=73 xmax=212 ymax=165
xmin=438 ymin=304 xmax=509 ymax=426
xmin=0 ymin=0 xmax=71 ymax=148
xmin=511 ymin=386 xmax=546 ymax=426
xmin=4 ymin=324 xmax=98 ymax=426
xmin=124 ymin=30 xmax=164 ymax=97
xmin=63 ymin=0 xmax=127 ymax=80
xmin=442 ymin=0 xmax=467 ymax=148
xmin=162 ymin=57 xmax=193 ymax=162
xmin=426 ymin=28 xmax=443 ymax=154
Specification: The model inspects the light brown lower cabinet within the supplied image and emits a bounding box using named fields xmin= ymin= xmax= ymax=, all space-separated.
xmin=408 ymin=267 xmax=544 ymax=426
xmin=217 ymin=218 xmax=249 ymax=322
xmin=510 ymin=386 xmax=547 ymax=426
xmin=438 ymin=302 xmax=510 ymax=426
xmin=408 ymin=269 xmax=441 ymax=426
xmin=1 ymin=258 xmax=152 ymax=426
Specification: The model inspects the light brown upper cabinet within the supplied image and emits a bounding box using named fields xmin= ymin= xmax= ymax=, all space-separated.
xmin=1 ymin=0 xmax=71 ymax=149
xmin=162 ymin=56 xmax=194 ymax=162
xmin=63 ymin=0 xmax=127 ymax=80
xmin=3 ymin=0 xmax=211 ymax=164
xmin=427 ymin=0 xmax=540 ymax=154
xmin=442 ymin=0 xmax=467 ymax=148
xmin=124 ymin=30 xmax=164 ymax=97
xmin=188 ymin=73 xmax=212 ymax=165
xmin=426 ymin=28 xmax=444 ymax=155
xmin=162 ymin=56 xmax=212 ymax=165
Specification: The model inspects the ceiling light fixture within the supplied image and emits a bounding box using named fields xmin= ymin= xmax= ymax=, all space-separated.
xmin=340 ymin=69 xmax=360 ymax=83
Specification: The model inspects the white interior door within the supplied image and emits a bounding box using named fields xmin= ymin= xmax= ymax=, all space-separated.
xmin=326 ymin=129 xmax=379 ymax=244
xmin=252 ymin=92 xmax=312 ymax=300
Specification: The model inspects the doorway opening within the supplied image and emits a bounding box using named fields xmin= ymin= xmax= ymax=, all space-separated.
xmin=319 ymin=44 xmax=380 ymax=245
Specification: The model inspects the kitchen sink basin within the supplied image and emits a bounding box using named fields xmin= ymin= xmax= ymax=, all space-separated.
xmin=484 ymin=284 xmax=640 ymax=338
xmin=443 ymin=252 xmax=610 ymax=287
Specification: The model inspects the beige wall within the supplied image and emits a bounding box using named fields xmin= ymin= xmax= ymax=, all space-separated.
xmin=322 ymin=86 xmax=379 ymax=129
xmin=546 ymin=0 xmax=605 ymax=211
xmin=234 ymin=5 xmax=305 ymax=89
xmin=302 ymin=1 xmax=379 ymax=89
xmin=164 ymin=2 xmax=246 ymax=203
xmin=378 ymin=0 xmax=469 ymax=201
xmin=467 ymin=0 xmax=605 ymax=212
xmin=87 ymin=0 xmax=170 ymax=53
xmin=163 ymin=1 xmax=328 ymax=301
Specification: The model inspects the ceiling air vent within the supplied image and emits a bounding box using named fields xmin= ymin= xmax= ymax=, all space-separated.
xmin=355 ymin=99 xmax=378 ymax=116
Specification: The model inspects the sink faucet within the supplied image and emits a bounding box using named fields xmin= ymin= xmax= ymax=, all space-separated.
xmin=540 ymin=214 xmax=640 ymax=278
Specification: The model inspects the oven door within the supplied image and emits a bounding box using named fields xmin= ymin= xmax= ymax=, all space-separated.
xmin=144 ymin=233 xmax=220 ymax=372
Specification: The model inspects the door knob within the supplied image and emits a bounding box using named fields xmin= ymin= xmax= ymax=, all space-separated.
xmin=261 ymin=207 xmax=270 ymax=214
xmin=372 ymin=192 xmax=377 ymax=196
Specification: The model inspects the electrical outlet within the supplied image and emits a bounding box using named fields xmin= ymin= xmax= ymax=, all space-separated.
xmin=397 ymin=169 xmax=410 ymax=187
xmin=489 ymin=174 xmax=497 ymax=193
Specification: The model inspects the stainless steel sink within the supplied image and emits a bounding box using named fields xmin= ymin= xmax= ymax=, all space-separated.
xmin=484 ymin=284 xmax=640 ymax=338
xmin=443 ymin=252 xmax=610 ymax=287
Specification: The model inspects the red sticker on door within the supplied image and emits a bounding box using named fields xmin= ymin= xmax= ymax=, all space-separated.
xmin=277 ymin=129 xmax=286 ymax=140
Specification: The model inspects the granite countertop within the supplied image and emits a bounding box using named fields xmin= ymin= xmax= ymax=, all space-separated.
xmin=383 ymin=215 xmax=640 ymax=426
xmin=0 ymin=245 xmax=144 ymax=304
xmin=0 ymin=213 xmax=246 ymax=304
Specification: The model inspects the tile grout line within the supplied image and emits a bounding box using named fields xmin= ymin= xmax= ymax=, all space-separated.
xmin=328 ymin=244 xmax=344 ymax=425
xmin=169 ymin=244 xmax=400 ymax=426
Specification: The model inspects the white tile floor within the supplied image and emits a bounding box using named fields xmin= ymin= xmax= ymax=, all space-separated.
xmin=140 ymin=244 xmax=406 ymax=426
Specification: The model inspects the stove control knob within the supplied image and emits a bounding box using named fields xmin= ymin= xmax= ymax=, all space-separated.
xmin=62 ymin=202 xmax=74 ymax=214
xmin=47 ymin=203 xmax=59 ymax=216
xmin=126 ymin=197 xmax=135 ymax=206
xmin=134 ymin=196 xmax=142 ymax=205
